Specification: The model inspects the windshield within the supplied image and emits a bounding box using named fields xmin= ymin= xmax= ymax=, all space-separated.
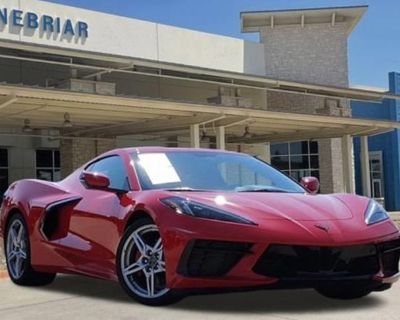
xmin=132 ymin=151 xmax=305 ymax=193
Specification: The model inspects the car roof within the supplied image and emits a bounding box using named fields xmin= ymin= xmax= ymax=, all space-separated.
xmin=111 ymin=147 xmax=242 ymax=155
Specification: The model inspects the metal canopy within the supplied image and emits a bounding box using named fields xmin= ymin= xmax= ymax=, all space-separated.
xmin=0 ymin=84 xmax=398 ymax=144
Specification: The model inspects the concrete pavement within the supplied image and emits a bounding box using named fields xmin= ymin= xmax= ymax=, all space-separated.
xmin=0 ymin=275 xmax=399 ymax=320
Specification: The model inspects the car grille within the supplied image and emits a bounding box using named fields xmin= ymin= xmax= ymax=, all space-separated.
xmin=178 ymin=240 xmax=252 ymax=277
xmin=253 ymin=239 xmax=400 ymax=279
xmin=379 ymin=239 xmax=400 ymax=276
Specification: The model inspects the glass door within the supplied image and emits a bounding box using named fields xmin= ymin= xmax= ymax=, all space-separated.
xmin=369 ymin=151 xmax=384 ymax=207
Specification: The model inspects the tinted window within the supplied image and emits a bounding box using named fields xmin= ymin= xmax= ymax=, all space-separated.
xmin=36 ymin=150 xmax=61 ymax=182
xmin=0 ymin=148 xmax=8 ymax=195
xmin=0 ymin=149 xmax=8 ymax=167
xmin=87 ymin=156 xmax=129 ymax=190
xmin=36 ymin=150 xmax=53 ymax=167
xmin=133 ymin=151 xmax=305 ymax=193
xmin=271 ymin=141 xmax=319 ymax=183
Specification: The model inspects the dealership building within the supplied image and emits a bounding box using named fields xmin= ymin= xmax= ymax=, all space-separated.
xmin=352 ymin=72 xmax=400 ymax=211
xmin=0 ymin=1 xmax=399 ymax=204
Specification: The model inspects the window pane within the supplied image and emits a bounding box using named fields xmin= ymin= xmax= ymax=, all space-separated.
xmin=309 ymin=141 xmax=318 ymax=154
xmin=36 ymin=150 xmax=53 ymax=167
xmin=311 ymin=170 xmax=320 ymax=180
xmin=290 ymin=141 xmax=308 ymax=155
xmin=290 ymin=171 xmax=300 ymax=182
xmin=290 ymin=155 xmax=309 ymax=170
xmin=0 ymin=149 xmax=8 ymax=167
xmin=220 ymin=164 xmax=272 ymax=187
xmin=54 ymin=170 xmax=61 ymax=182
xmin=54 ymin=151 xmax=60 ymax=168
xmin=310 ymin=155 xmax=319 ymax=169
xmin=0 ymin=168 xmax=8 ymax=195
xmin=373 ymin=181 xmax=382 ymax=198
xmin=271 ymin=156 xmax=289 ymax=170
xmin=134 ymin=152 xmax=305 ymax=192
xmin=370 ymin=160 xmax=381 ymax=172
xmin=89 ymin=156 xmax=129 ymax=190
xmin=372 ymin=172 xmax=381 ymax=179
xmin=293 ymin=170 xmax=311 ymax=181
xmin=270 ymin=143 xmax=288 ymax=156
xmin=37 ymin=169 xmax=53 ymax=181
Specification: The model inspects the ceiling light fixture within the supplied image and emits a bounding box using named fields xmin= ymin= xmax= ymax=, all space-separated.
xmin=63 ymin=113 xmax=73 ymax=128
xmin=201 ymin=129 xmax=208 ymax=141
xmin=242 ymin=125 xmax=252 ymax=139
xmin=22 ymin=119 xmax=32 ymax=133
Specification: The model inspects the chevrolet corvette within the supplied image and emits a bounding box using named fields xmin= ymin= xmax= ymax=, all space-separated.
xmin=1 ymin=147 xmax=400 ymax=306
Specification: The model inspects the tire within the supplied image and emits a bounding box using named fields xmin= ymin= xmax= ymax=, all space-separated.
xmin=5 ymin=213 xmax=56 ymax=286
xmin=116 ymin=216 xmax=182 ymax=306
xmin=315 ymin=283 xmax=372 ymax=300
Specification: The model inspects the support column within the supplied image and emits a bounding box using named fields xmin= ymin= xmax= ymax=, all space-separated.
xmin=265 ymin=142 xmax=271 ymax=163
xmin=60 ymin=138 xmax=116 ymax=178
xmin=190 ymin=124 xmax=200 ymax=148
xmin=216 ymin=126 xmax=225 ymax=150
xmin=341 ymin=135 xmax=355 ymax=193
xmin=360 ymin=135 xmax=371 ymax=197
xmin=318 ymin=138 xmax=344 ymax=193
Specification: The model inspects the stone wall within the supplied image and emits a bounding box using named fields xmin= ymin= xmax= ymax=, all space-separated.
xmin=261 ymin=23 xmax=348 ymax=86
xmin=260 ymin=22 xmax=351 ymax=193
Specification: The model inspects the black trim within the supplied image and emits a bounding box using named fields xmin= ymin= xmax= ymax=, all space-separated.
xmin=41 ymin=196 xmax=82 ymax=240
xmin=253 ymin=240 xmax=400 ymax=280
xmin=178 ymin=240 xmax=253 ymax=277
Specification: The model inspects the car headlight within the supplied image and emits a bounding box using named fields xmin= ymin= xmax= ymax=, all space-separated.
xmin=160 ymin=196 xmax=256 ymax=225
xmin=365 ymin=200 xmax=389 ymax=225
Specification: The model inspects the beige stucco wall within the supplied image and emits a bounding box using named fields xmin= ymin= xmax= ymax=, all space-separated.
xmin=0 ymin=0 xmax=265 ymax=75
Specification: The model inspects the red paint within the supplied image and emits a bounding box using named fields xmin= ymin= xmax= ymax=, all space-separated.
xmin=300 ymin=176 xmax=320 ymax=194
xmin=81 ymin=171 xmax=110 ymax=189
xmin=0 ymin=147 xmax=399 ymax=289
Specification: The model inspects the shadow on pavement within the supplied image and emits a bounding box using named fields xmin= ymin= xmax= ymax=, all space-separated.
xmin=172 ymin=289 xmax=385 ymax=313
xmin=36 ymin=275 xmax=385 ymax=313
xmin=35 ymin=275 xmax=131 ymax=303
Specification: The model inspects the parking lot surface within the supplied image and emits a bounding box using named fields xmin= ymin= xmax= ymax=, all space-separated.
xmin=0 ymin=275 xmax=399 ymax=320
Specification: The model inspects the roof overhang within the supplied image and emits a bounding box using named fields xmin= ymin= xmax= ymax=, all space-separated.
xmin=0 ymin=84 xmax=398 ymax=144
xmin=0 ymin=47 xmax=398 ymax=103
xmin=241 ymin=5 xmax=368 ymax=34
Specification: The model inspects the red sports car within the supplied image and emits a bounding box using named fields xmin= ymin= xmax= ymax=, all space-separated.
xmin=1 ymin=147 xmax=399 ymax=305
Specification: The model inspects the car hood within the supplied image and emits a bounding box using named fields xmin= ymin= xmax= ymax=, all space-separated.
xmin=167 ymin=191 xmax=369 ymax=222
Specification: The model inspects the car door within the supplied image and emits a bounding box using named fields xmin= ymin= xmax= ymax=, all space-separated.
xmin=65 ymin=155 xmax=134 ymax=278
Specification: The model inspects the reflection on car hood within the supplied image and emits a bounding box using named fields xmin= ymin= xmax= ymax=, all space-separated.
xmin=169 ymin=191 xmax=369 ymax=222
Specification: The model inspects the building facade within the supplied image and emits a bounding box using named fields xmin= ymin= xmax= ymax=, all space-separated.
xmin=0 ymin=1 xmax=398 ymax=197
xmin=353 ymin=72 xmax=400 ymax=211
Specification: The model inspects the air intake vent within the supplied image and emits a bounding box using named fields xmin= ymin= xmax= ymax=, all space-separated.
xmin=178 ymin=239 xmax=252 ymax=277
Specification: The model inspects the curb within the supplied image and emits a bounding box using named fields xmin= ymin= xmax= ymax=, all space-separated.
xmin=0 ymin=270 xmax=9 ymax=280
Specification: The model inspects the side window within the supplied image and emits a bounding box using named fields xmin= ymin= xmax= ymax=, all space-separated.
xmin=87 ymin=156 xmax=129 ymax=190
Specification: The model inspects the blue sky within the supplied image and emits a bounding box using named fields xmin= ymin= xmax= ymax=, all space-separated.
xmin=46 ymin=0 xmax=400 ymax=88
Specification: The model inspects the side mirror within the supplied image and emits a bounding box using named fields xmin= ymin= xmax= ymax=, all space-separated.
xmin=81 ymin=171 xmax=110 ymax=189
xmin=300 ymin=176 xmax=320 ymax=194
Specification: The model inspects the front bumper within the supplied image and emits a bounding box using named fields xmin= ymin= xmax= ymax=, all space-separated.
xmin=160 ymin=213 xmax=400 ymax=290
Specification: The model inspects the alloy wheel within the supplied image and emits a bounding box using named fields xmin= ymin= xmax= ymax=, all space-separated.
xmin=6 ymin=219 xmax=28 ymax=279
xmin=120 ymin=224 xmax=169 ymax=299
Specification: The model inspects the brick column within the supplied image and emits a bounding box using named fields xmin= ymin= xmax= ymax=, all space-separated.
xmin=60 ymin=138 xmax=116 ymax=178
xmin=318 ymin=138 xmax=345 ymax=193
xmin=258 ymin=22 xmax=352 ymax=194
